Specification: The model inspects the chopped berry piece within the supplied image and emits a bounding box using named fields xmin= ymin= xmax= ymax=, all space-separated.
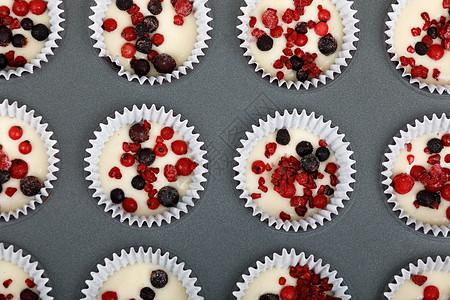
xmin=276 ymin=129 xmax=290 ymax=145
xmin=140 ymin=287 xmax=155 ymax=300
xmin=0 ymin=26 xmax=12 ymax=47
xmin=122 ymin=197 xmax=138 ymax=213
xmin=158 ymin=186 xmax=179 ymax=207
xmin=12 ymin=0 xmax=29 ymax=17
xmin=411 ymin=275 xmax=427 ymax=286
xmin=270 ymin=26 xmax=283 ymax=38
xmin=171 ymin=140 xmax=188 ymax=155
xmin=315 ymin=147 xmax=330 ymax=162
xmin=2 ymin=279 xmax=11 ymax=288
xmin=20 ymin=176 xmax=41 ymax=196
xmin=296 ymin=141 xmax=313 ymax=157
xmin=108 ymin=167 xmax=122 ymax=179
xmin=173 ymin=15 xmax=184 ymax=25
xmin=137 ymin=148 xmax=156 ymax=166
xmin=5 ymin=187 xmax=16 ymax=197
xmin=176 ymin=157 xmax=196 ymax=176
xmin=31 ymin=24 xmax=49 ymax=41
xmin=427 ymin=44 xmax=444 ymax=60
xmin=249 ymin=16 xmax=257 ymax=28
xmin=318 ymin=33 xmax=337 ymax=55
xmin=101 ymin=291 xmax=118 ymax=300
xmin=129 ymin=123 xmax=150 ymax=143
xmin=295 ymin=22 xmax=308 ymax=34
xmin=135 ymin=36 xmax=152 ymax=53
xmin=153 ymin=53 xmax=176 ymax=73
xmin=301 ymin=154 xmax=319 ymax=173
xmin=392 ymin=173 xmax=414 ymax=194
xmin=410 ymin=165 xmax=426 ymax=180
xmin=427 ymin=26 xmax=438 ymax=39
xmin=175 ymin=0 xmax=193 ymax=17
xmin=290 ymin=55 xmax=303 ymax=71
xmin=324 ymin=185 xmax=334 ymax=196
xmin=423 ymin=285 xmax=440 ymax=300
xmin=415 ymin=42 xmax=428 ymax=55
xmin=264 ymin=142 xmax=277 ymax=158
xmin=110 ymin=188 xmax=125 ymax=204
xmin=20 ymin=289 xmax=38 ymax=300
xmin=150 ymin=269 xmax=168 ymax=288
xmin=427 ymin=138 xmax=443 ymax=153
xmin=116 ymin=0 xmax=133 ymax=10
xmin=296 ymin=70 xmax=309 ymax=82
xmin=10 ymin=159 xmax=28 ymax=179
xmin=164 ymin=164 xmax=178 ymax=182
xmin=257 ymin=35 xmax=273 ymax=51
xmin=280 ymin=286 xmax=296 ymax=300
xmin=11 ymin=34 xmax=27 ymax=47
xmin=314 ymin=21 xmax=328 ymax=36
xmin=121 ymin=26 xmax=136 ymax=41
xmin=131 ymin=175 xmax=146 ymax=190
xmin=262 ymin=8 xmax=278 ymax=29
xmin=295 ymin=206 xmax=307 ymax=217
xmin=416 ymin=190 xmax=440 ymax=208
xmin=131 ymin=58 xmax=150 ymax=76
xmin=312 ymin=194 xmax=327 ymax=209
xmin=148 ymin=0 xmax=163 ymax=15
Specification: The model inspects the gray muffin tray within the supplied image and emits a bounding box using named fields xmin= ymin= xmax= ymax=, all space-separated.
xmin=0 ymin=0 xmax=449 ymax=299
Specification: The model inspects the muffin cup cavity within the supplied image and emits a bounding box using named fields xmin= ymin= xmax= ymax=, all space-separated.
xmin=233 ymin=109 xmax=355 ymax=232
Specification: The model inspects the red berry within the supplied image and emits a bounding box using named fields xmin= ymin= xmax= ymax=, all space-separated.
xmin=171 ymin=140 xmax=188 ymax=155
xmin=10 ymin=18 xmax=20 ymax=30
xmin=295 ymin=33 xmax=308 ymax=46
xmin=102 ymin=292 xmax=118 ymax=300
xmin=312 ymin=194 xmax=328 ymax=209
xmin=411 ymin=275 xmax=427 ymax=286
xmin=108 ymin=167 xmax=122 ymax=179
xmin=29 ymin=0 xmax=47 ymax=15
xmin=421 ymin=12 xmax=430 ymax=21
xmin=276 ymin=71 xmax=284 ymax=80
xmin=103 ymin=18 xmax=117 ymax=32
xmin=176 ymin=157 xmax=196 ymax=176
xmin=423 ymin=285 xmax=440 ymax=300
xmin=12 ymin=0 xmax=29 ymax=17
xmin=444 ymin=0 xmax=450 ymax=8
xmin=264 ymin=142 xmax=277 ymax=158
xmin=318 ymin=8 xmax=331 ymax=21
xmin=422 ymin=35 xmax=433 ymax=47
xmin=121 ymin=26 xmax=137 ymax=41
xmin=427 ymin=154 xmax=440 ymax=165
xmin=147 ymin=50 xmax=159 ymax=62
xmin=121 ymin=43 xmax=136 ymax=58
xmin=154 ymin=143 xmax=168 ymax=157
xmin=252 ymin=160 xmax=266 ymax=174
xmin=249 ymin=16 xmax=257 ymax=28
xmin=411 ymin=27 xmax=421 ymax=36
xmin=279 ymin=211 xmax=290 ymax=221
xmin=151 ymin=33 xmax=164 ymax=46
xmin=410 ymin=165 xmax=426 ymax=180
xmin=282 ymin=8 xmax=294 ymax=24
xmin=441 ymin=184 xmax=450 ymax=201
xmin=174 ymin=0 xmax=192 ymax=17
xmin=122 ymin=198 xmax=137 ymax=213
xmin=262 ymin=8 xmax=278 ymax=29
xmin=318 ymin=139 xmax=328 ymax=147
xmin=407 ymin=154 xmax=415 ymax=165
xmin=9 ymin=126 xmax=23 ymax=140
xmin=173 ymin=15 xmax=184 ymax=26
xmin=314 ymin=21 xmax=328 ymax=36
xmin=432 ymin=68 xmax=440 ymax=81
xmin=407 ymin=46 xmax=415 ymax=53
xmin=120 ymin=153 xmax=135 ymax=167
xmin=279 ymin=277 xmax=286 ymax=285
xmin=164 ymin=164 xmax=178 ymax=182
xmin=277 ymin=182 xmax=296 ymax=198
xmin=270 ymin=25 xmax=283 ymax=38
xmin=325 ymin=162 xmax=337 ymax=174
xmin=131 ymin=12 xmax=144 ymax=25
xmin=427 ymin=44 xmax=444 ymax=61
xmin=25 ymin=278 xmax=35 ymax=288
xmin=251 ymin=28 xmax=265 ymax=38
xmin=18 ymin=140 xmax=32 ymax=155
xmin=442 ymin=134 xmax=450 ymax=146
xmin=392 ymin=173 xmax=414 ymax=194
xmin=280 ymin=285 xmax=296 ymax=300
xmin=0 ymin=6 xmax=10 ymax=18
xmin=2 ymin=279 xmax=12 ymax=288
xmin=9 ymin=159 xmax=28 ymax=179
xmin=147 ymin=197 xmax=160 ymax=210
xmin=161 ymin=127 xmax=174 ymax=140
xmin=5 ymin=187 xmax=17 ymax=197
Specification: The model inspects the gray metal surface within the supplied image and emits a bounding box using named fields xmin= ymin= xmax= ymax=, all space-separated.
xmin=0 ymin=0 xmax=449 ymax=299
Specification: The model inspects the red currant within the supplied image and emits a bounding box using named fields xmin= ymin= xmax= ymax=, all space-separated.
xmin=29 ymin=0 xmax=47 ymax=15
xmin=161 ymin=127 xmax=174 ymax=140
xmin=173 ymin=15 xmax=184 ymax=26
xmin=174 ymin=0 xmax=193 ymax=17
xmin=101 ymin=292 xmax=118 ymax=300
xmin=318 ymin=8 xmax=331 ymax=21
xmin=121 ymin=43 xmax=136 ymax=58
xmin=312 ymin=194 xmax=328 ymax=209
xmin=0 ymin=6 xmax=10 ymax=18
xmin=122 ymin=198 xmax=138 ymax=213
xmin=280 ymin=285 xmax=296 ymax=300
xmin=103 ymin=18 xmax=117 ymax=32
xmin=171 ymin=140 xmax=188 ymax=155
xmin=18 ymin=140 xmax=32 ymax=155
xmin=120 ymin=153 xmax=135 ymax=167
xmin=164 ymin=164 xmax=178 ymax=182
xmin=441 ymin=184 xmax=450 ymax=201
xmin=121 ymin=26 xmax=137 ymax=41
xmin=147 ymin=197 xmax=160 ymax=210
xmin=410 ymin=165 xmax=426 ymax=180
xmin=9 ymin=126 xmax=23 ymax=140
xmin=176 ymin=157 xmax=196 ymax=176
xmin=392 ymin=173 xmax=414 ymax=194
xmin=423 ymin=285 xmax=439 ymax=300
xmin=151 ymin=33 xmax=164 ymax=46
xmin=154 ymin=143 xmax=168 ymax=157
xmin=314 ymin=21 xmax=328 ymax=36
xmin=252 ymin=160 xmax=266 ymax=174
xmin=9 ymin=159 xmax=28 ymax=179
xmin=427 ymin=44 xmax=444 ymax=61
xmin=12 ymin=0 xmax=29 ymax=17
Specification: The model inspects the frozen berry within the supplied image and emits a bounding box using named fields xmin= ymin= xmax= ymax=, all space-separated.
xmin=122 ymin=197 xmax=138 ymax=213
xmin=29 ymin=0 xmax=47 ymax=15
xmin=10 ymin=159 xmax=28 ymax=179
xmin=428 ymin=44 xmax=444 ymax=61
xmin=295 ymin=22 xmax=308 ymax=34
xmin=137 ymin=148 xmax=156 ymax=166
xmin=427 ymin=26 xmax=438 ymax=39
xmin=120 ymin=153 xmax=135 ymax=167
xmin=257 ymin=35 xmax=273 ymax=51
xmin=312 ymin=194 xmax=327 ymax=209
xmin=116 ymin=0 xmax=133 ymax=10
xmin=410 ymin=165 xmax=426 ymax=180
xmin=315 ymin=147 xmax=330 ymax=162
xmin=18 ymin=140 xmax=32 ymax=155
xmin=0 ymin=170 xmax=10 ymax=184
xmin=0 ymin=26 xmax=12 ymax=46
xmin=150 ymin=269 xmax=168 ymax=288
xmin=102 ymin=18 xmax=117 ymax=32
xmin=314 ymin=21 xmax=328 ymax=36
xmin=411 ymin=275 xmax=428 ymax=286
xmin=12 ymin=0 xmax=29 ymax=17
xmin=158 ymin=186 xmax=179 ymax=207
xmin=297 ymin=70 xmax=309 ymax=82
xmin=154 ymin=143 xmax=168 ymax=157
xmin=131 ymin=58 xmax=150 ymax=76
xmin=441 ymin=184 xmax=450 ymax=201
xmin=12 ymin=34 xmax=27 ymax=47
xmin=259 ymin=294 xmax=280 ymax=300
xmin=252 ymin=160 xmax=265 ymax=174
xmin=427 ymin=138 xmax=443 ymax=153
xmin=136 ymin=36 xmax=152 ymax=53
xmin=171 ymin=140 xmax=188 ymax=155
xmin=415 ymin=42 xmax=428 ymax=55
xmin=31 ymin=24 xmax=49 ymax=41
xmin=318 ymin=33 xmax=337 ymax=55
xmin=131 ymin=175 xmax=146 ymax=190
xmin=101 ymin=291 xmax=118 ymax=300
xmin=148 ymin=0 xmax=163 ymax=15
xmin=296 ymin=141 xmax=313 ymax=157
xmin=20 ymin=18 xmax=33 ymax=30
xmin=121 ymin=26 xmax=136 ymax=41
xmin=142 ymin=16 xmax=159 ymax=33
xmin=174 ymin=0 xmax=193 ymax=17
xmin=110 ymin=188 xmax=125 ymax=204
xmin=140 ymin=287 xmax=155 ymax=300
xmin=261 ymin=8 xmax=278 ymax=29
xmin=423 ymin=285 xmax=440 ymax=300
xmin=280 ymin=286 xmax=296 ymax=300
xmin=301 ymin=154 xmax=319 ymax=173
xmin=129 ymin=123 xmax=150 ymax=143
xmin=276 ymin=129 xmax=290 ymax=145
xmin=153 ymin=53 xmax=176 ymax=73
xmin=176 ymin=157 xmax=196 ymax=176
xmin=416 ymin=190 xmax=440 ymax=208
xmin=0 ymin=54 xmax=7 ymax=69
xmin=9 ymin=125 xmax=23 ymax=140
xmin=121 ymin=42 xmax=136 ymax=58
xmin=161 ymin=127 xmax=174 ymax=140
xmin=392 ymin=173 xmax=414 ymax=194
xmin=290 ymin=55 xmax=303 ymax=71
xmin=151 ymin=33 xmax=164 ymax=46
xmin=19 ymin=176 xmax=41 ymax=196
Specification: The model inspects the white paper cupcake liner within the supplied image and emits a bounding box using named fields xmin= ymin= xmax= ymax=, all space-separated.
xmin=382 ymin=113 xmax=450 ymax=237
xmin=81 ymin=246 xmax=203 ymax=300
xmin=233 ymin=248 xmax=351 ymax=299
xmin=89 ymin=0 xmax=212 ymax=85
xmin=0 ymin=0 xmax=64 ymax=80
xmin=234 ymin=109 xmax=356 ymax=231
xmin=0 ymin=242 xmax=53 ymax=299
xmin=384 ymin=256 xmax=450 ymax=299
xmin=237 ymin=0 xmax=359 ymax=89
xmin=85 ymin=104 xmax=208 ymax=227
xmin=0 ymin=99 xmax=59 ymax=221
xmin=385 ymin=0 xmax=450 ymax=94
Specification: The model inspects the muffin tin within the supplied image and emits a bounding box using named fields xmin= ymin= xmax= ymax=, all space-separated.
xmin=0 ymin=0 xmax=449 ymax=299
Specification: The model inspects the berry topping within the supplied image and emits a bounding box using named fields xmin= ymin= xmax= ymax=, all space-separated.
xmin=173 ymin=15 xmax=184 ymax=26
xmin=295 ymin=22 xmax=308 ymax=34
xmin=427 ymin=138 xmax=443 ymax=153
xmin=136 ymin=36 xmax=153 ymax=53
xmin=392 ymin=173 xmax=414 ymax=194
xmin=150 ymin=269 xmax=168 ymax=288
xmin=20 ymin=176 xmax=41 ymax=196
xmin=103 ymin=18 xmax=117 ymax=32
xmin=160 ymin=127 xmax=174 ymax=140
xmin=122 ymin=197 xmax=138 ymax=213
xmin=0 ymin=54 xmax=8 ymax=69
xmin=120 ymin=153 xmax=135 ymax=167
xmin=441 ymin=184 xmax=450 ymax=201
xmin=301 ymin=154 xmax=319 ymax=173
xmin=131 ymin=175 xmax=146 ymax=190
xmin=129 ymin=123 xmax=150 ymax=143
xmin=252 ymin=160 xmax=266 ymax=174
xmin=164 ymin=164 xmax=178 ymax=182
xmin=121 ymin=42 xmax=136 ymax=58
xmin=318 ymin=33 xmax=337 ymax=55
xmin=108 ymin=167 xmax=122 ymax=179
xmin=20 ymin=289 xmax=38 ymax=300
xmin=315 ymin=146 xmax=330 ymax=162
xmin=151 ymin=33 xmax=164 ymax=46
xmin=296 ymin=141 xmax=313 ymax=157
xmin=131 ymin=58 xmax=150 ymax=76
xmin=116 ymin=0 xmax=133 ymax=11
xmin=157 ymin=186 xmax=179 ymax=207
xmin=110 ymin=188 xmax=125 ymax=204
xmin=447 ymin=206 xmax=450 ymax=220
xmin=259 ymin=294 xmax=280 ymax=300
xmin=12 ymin=0 xmax=29 ymax=17
xmin=296 ymin=70 xmax=309 ymax=82
xmin=121 ymin=26 xmax=136 ymax=41
xmin=137 ymin=148 xmax=156 ymax=166
xmin=0 ymin=26 xmax=12 ymax=47
xmin=9 ymin=125 xmax=23 ymax=140
xmin=416 ymin=190 xmax=440 ymax=208
xmin=18 ymin=140 xmax=32 ymax=155
xmin=176 ymin=157 xmax=196 ymax=176
xmin=312 ymin=194 xmax=327 ymax=209
xmin=262 ymin=8 xmax=278 ymax=29
xmin=411 ymin=275 xmax=427 ymax=286
xmin=415 ymin=42 xmax=429 ymax=55
xmin=12 ymin=34 xmax=27 ymax=47
xmin=427 ymin=26 xmax=438 ymax=39
xmin=410 ymin=165 xmax=426 ymax=180
xmin=2 ymin=279 xmax=11 ymax=288
xmin=314 ymin=21 xmax=328 ymax=36
xmin=31 ymin=24 xmax=49 ymax=41
xmin=154 ymin=143 xmax=168 ymax=157
xmin=153 ymin=53 xmax=177 ymax=73
xmin=10 ymin=159 xmax=28 ymax=179
xmin=0 ymin=150 xmax=11 ymax=171
xmin=290 ymin=55 xmax=303 ymax=70
xmin=101 ymin=291 xmax=118 ymax=300
xmin=0 ymin=170 xmax=10 ymax=184
xmin=29 ymin=0 xmax=47 ymax=15
xmin=423 ymin=285 xmax=440 ymax=300
xmin=427 ymin=44 xmax=444 ymax=61
xmin=140 ymin=287 xmax=155 ymax=300
xmin=276 ymin=129 xmax=290 ymax=145
xmin=171 ymin=140 xmax=188 ymax=155
xmin=174 ymin=0 xmax=193 ymax=17
xmin=318 ymin=8 xmax=331 ymax=21
xmin=280 ymin=285 xmax=296 ymax=300
xmin=148 ymin=0 xmax=163 ymax=15
xmin=257 ymin=35 xmax=273 ymax=51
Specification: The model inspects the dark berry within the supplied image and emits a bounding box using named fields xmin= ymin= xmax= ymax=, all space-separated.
xmin=415 ymin=42 xmax=428 ymax=56
xmin=0 ymin=54 xmax=7 ymax=69
xmin=315 ymin=147 xmax=330 ymax=162
xmin=148 ymin=0 xmax=163 ymax=15
xmin=21 ymin=18 xmax=33 ymax=30
xmin=137 ymin=148 xmax=156 ymax=166
xmin=129 ymin=123 xmax=149 ymax=143
xmin=416 ymin=190 xmax=440 ymax=208
xmin=139 ymin=287 xmax=155 ymax=300
xmin=134 ymin=23 xmax=149 ymax=37
xmin=110 ymin=188 xmax=125 ymax=204
xmin=0 ymin=26 xmax=12 ymax=46
xmin=290 ymin=55 xmax=304 ymax=71
xmin=142 ymin=16 xmax=159 ymax=33
xmin=427 ymin=26 xmax=438 ymax=39
xmin=256 ymin=35 xmax=273 ymax=51
xmin=31 ymin=24 xmax=49 ymax=41
xmin=318 ymin=33 xmax=337 ymax=55
xmin=324 ymin=185 xmax=334 ymax=196
xmin=276 ymin=129 xmax=290 ymax=145
xmin=296 ymin=70 xmax=309 ymax=82
xmin=20 ymin=288 xmax=38 ymax=300
xmin=131 ymin=175 xmax=146 ymax=190
xmin=295 ymin=206 xmax=307 ymax=217
xmin=153 ymin=53 xmax=176 ymax=73
xmin=116 ymin=0 xmax=133 ymax=10
xmin=19 ymin=176 xmax=41 ymax=196
xmin=295 ymin=22 xmax=308 ymax=34
xmin=260 ymin=294 xmax=280 ymax=300
xmin=150 ymin=269 xmax=168 ymax=288
xmin=427 ymin=138 xmax=443 ymax=153
xmin=0 ymin=170 xmax=10 ymax=184
xmin=136 ymin=36 xmax=152 ymax=53
xmin=296 ymin=141 xmax=313 ymax=157
xmin=301 ymin=154 xmax=319 ymax=173
xmin=157 ymin=186 xmax=179 ymax=207
xmin=12 ymin=34 xmax=27 ymax=47
xmin=131 ymin=58 xmax=150 ymax=76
